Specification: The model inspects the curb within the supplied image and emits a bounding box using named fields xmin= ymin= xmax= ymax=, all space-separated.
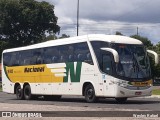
xmin=150 ymin=95 xmax=160 ymax=98
xmin=138 ymin=95 xmax=160 ymax=99
xmin=145 ymin=95 xmax=160 ymax=98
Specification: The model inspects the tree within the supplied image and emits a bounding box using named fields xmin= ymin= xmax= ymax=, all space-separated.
xmin=115 ymin=31 xmax=123 ymax=36
xmin=130 ymin=35 xmax=153 ymax=48
xmin=0 ymin=41 xmax=8 ymax=62
xmin=154 ymin=42 xmax=160 ymax=54
xmin=59 ymin=34 xmax=70 ymax=39
xmin=42 ymin=34 xmax=58 ymax=41
xmin=42 ymin=33 xmax=70 ymax=41
xmin=152 ymin=42 xmax=160 ymax=78
xmin=0 ymin=0 xmax=60 ymax=48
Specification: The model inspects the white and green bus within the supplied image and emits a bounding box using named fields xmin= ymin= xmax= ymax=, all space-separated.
xmin=2 ymin=34 xmax=159 ymax=103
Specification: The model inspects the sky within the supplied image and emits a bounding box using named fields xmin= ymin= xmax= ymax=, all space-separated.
xmin=37 ymin=0 xmax=160 ymax=44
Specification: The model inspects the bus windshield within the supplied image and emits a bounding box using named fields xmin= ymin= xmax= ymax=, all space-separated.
xmin=111 ymin=44 xmax=151 ymax=79
xmin=91 ymin=41 xmax=151 ymax=80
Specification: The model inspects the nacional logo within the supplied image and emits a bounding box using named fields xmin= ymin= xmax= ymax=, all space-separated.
xmin=24 ymin=66 xmax=45 ymax=73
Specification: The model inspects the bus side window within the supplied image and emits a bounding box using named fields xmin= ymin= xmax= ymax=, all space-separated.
xmin=102 ymin=54 xmax=113 ymax=75
xmin=68 ymin=54 xmax=74 ymax=62
xmin=77 ymin=54 xmax=84 ymax=61
xmin=68 ymin=45 xmax=74 ymax=62
xmin=24 ymin=50 xmax=34 ymax=65
xmin=58 ymin=45 xmax=69 ymax=63
xmin=43 ymin=48 xmax=52 ymax=64
xmin=52 ymin=56 xmax=58 ymax=63
xmin=44 ymin=55 xmax=51 ymax=64
xmin=9 ymin=52 xmax=20 ymax=66
xmin=36 ymin=56 xmax=43 ymax=64
xmin=74 ymin=42 xmax=93 ymax=65
xmin=3 ymin=53 xmax=11 ymax=66
xmin=85 ymin=53 xmax=93 ymax=65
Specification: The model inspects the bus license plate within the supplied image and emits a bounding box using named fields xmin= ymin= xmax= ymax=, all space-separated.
xmin=135 ymin=92 xmax=142 ymax=95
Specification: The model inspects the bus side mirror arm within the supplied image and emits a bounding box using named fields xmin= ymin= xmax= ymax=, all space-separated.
xmin=147 ymin=50 xmax=159 ymax=65
xmin=100 ymin=48 xmax=119 ymax=63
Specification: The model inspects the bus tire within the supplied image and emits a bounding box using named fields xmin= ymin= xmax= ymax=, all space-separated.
xmin=24 ymin=85 xmax=32 ymax=100
xmin=115 ymin=97 xmax=127 ymax=103
xmin=15 ymin=85 xmax=24 ymax=100
xmin=84 ymin=84 xmax=97 ymax=103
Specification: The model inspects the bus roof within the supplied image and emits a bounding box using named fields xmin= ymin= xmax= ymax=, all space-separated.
xmin=3 ymin=34 xmax=142 ymax=53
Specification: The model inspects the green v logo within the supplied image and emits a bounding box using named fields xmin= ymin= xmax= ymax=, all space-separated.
xmin=63 ymin=62 xmax=82 ymax=82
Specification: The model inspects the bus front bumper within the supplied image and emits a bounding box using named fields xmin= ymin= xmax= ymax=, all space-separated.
xmin=115 ymin=85 xmax=152 ymax=98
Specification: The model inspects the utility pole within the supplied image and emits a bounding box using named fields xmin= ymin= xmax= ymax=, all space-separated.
xmin=137 ymin=27 xmax=139 ymax=36
xmin=77 ymin=0 xmax=79 ymax=36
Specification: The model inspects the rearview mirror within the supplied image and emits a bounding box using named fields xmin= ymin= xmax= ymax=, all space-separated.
xmin=147 ymin=50 xmax=159 ymax=65
xmin=100 ymin=48 xmax=119 ymax=63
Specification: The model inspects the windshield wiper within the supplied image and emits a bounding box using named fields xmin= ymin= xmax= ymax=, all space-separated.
xmin=132 ymin=54 xmax=146 ymax=78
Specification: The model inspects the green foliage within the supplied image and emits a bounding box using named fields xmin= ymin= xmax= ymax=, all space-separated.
xmin=152 ymin=89 xmax=160 ymax=95
xmin=130 ymin=35 xmax=153 ymax=48
xmin=59 ymin=34 xmax=70 ymax=39
xmin=154 ymin=64 xmax=160 ymax=78
xmin=43 ymin=34 xmax=58 ymax=41
xmin=153 ymin=42 xmax=160 ymax=54
xmin=115 ymin=31 xmax=123 ymax=35
xmin=0 ymin=41 xmax=8 ymax=61
xmin=0 ymin=0 xmax=60 ymax=48
xmin=42 ymin=34 xmax=70 ymax=41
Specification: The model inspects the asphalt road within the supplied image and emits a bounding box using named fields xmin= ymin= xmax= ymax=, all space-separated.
xmin=0 ymin=92 xmax=160 ymax=111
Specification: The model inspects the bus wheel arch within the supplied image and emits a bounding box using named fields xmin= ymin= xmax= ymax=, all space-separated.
xmin=83 ymin=82 xmax=97 ymax=103
xmin=14 ymin=83 xmax=24 ymax=100
xmin=23 ymin=83 xmax=32 ymax=100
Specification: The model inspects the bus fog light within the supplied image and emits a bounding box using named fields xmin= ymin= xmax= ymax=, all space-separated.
xmin=120 ymin=91 xmax=125 ymax=95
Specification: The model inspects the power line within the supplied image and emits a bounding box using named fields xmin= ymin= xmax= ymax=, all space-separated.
xmin=58 ymin=0 xmax=159 ymax=29
xmin=58 ymin=23 xmax=160 ymax=27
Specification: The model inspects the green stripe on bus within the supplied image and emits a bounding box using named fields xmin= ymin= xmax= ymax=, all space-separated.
xmin=3 ymin=66 xmax=12 ymax=82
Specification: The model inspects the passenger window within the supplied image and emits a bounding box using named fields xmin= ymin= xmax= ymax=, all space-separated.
xmin=74 ymin=42 xmax=93 ymax=65
xmin=102 ymin=54 xmax=113 ymax=75
xmin=22 ymin=50 xmax=32 ymax=65
xmin=9 ymin=52 xmax=20 ymax=66
xmin=3 ymin=53 xmax=11 ymax=66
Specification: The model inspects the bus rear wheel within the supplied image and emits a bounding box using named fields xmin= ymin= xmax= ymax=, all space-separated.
xmin=24 ymin=85 xmax=32 ymax=100
xmin=115 ymin=97 xmax=127 ymax=103
xmin=84 ymin=84 xmax=97 ymax=103
xmin=15 ymin=85 xmax=24 ymax=100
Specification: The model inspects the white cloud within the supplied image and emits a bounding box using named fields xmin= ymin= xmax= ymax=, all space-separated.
xmin=36 ymin=0 xmax=160 ymax=44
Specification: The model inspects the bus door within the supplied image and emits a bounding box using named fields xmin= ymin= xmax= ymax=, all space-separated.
xmin=102 ymin=53 xmax=115 ymax=96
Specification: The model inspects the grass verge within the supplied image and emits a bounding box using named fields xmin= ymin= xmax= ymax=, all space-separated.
xmin=152 ymin=89 xmax=160 ymax=95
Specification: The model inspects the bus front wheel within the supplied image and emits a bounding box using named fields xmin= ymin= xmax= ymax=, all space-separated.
xmin=24 ymin=85 xmax=32 ymax=100
xmin=84 ymin=84 xmax=97 ymax=103
xmin=15 ymin=85 xmax=24 ymax=100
